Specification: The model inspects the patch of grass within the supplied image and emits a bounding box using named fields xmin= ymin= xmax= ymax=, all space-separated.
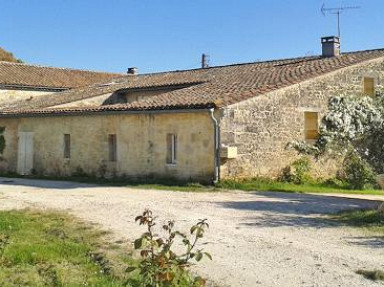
xmin=217 ymin=178 xmax=384 ymax=195
xmin=0 ymin=209 xmax=206 ymax=286
xmin=331 ymin=209 xmax=384 ymax=234
xmin=0 ymin=209 xmax=127 ymax=286
xmin=2 ymin=173 xmax=384 ymax=195
xmin=356 ymin=269 xmax=384 ymax=281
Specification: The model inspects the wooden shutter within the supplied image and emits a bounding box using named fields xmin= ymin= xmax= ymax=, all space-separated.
xmin=64 ymin=134 xmax=70 ymax=158
xmin=363 ymin=77 xmax=375 ymax=96
xmin=166 ymin=134 xmax=176 ymax=164
xmin=17 ymin=132 xmax=34 ymax=175
xmin=304 ymin=112 xmax=319 ymax=140
xmin=108 ymin=134 xmax=117 ymax=162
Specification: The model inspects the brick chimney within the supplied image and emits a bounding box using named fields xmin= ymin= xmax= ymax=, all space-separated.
xmin=127 ymin=67 xmax=138 ymax=75
xmin=321 ymin=36 xmax=340 ymax=57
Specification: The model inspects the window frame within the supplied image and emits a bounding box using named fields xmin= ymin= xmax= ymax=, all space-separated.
xmin=166 ymin=133 xmax=177 ymax=165
xmin=304 ymin=111 xmax=319 ymax=142
xmin=363 ymin=77 xmax=375 ymax=97
xmin=108 ymin=134 xmax=117 ymax=162
xmin=64 ymin=134 xmax=71 ymax=159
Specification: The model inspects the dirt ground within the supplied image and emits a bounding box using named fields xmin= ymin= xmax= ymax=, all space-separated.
xmin=1 ymin=177 xmax=384 ymax=287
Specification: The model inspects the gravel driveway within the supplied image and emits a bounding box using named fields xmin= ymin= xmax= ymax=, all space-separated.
xmin=0 ymin=177 xmax=384 ymax=287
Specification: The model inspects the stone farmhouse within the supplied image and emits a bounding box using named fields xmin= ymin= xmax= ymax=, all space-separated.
xmin=0 ymin=36 xmax=383 ymax=183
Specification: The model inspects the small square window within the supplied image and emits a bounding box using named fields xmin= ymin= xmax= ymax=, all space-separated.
xmin=304 ymin=112 xmax=319 ymax=141
xmin=64 ymin=134 xmax=70 ymax=159
xmin=108 ymin=134 xmax=117 ymax=162
xmin=363 ymin=77 xmax=375 ymax=96
xmin=166 ymin=134 xmax=177 ymax=164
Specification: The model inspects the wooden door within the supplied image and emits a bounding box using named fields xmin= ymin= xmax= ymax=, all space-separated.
xmin=17 ymin=132 xmax=34 ymax=175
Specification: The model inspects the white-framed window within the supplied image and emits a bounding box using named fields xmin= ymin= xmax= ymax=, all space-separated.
xmin=304 ymin=112 xmax=319 ymax=142
xmin=166 ymin=134 xmax=177 ymax=164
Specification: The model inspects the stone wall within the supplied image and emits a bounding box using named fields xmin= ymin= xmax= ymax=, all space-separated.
xmin=51 ymin=93 xmax=112 ymax=108
xmin=219 ymin=57 xmax=384 ymax=179
xmin=0 ymin=111 xmax=215 ymax=182
xmin=53 ymin=87 xmax=187 ymax=108
xmin=0 ymin=89 xmax=54 ymax=106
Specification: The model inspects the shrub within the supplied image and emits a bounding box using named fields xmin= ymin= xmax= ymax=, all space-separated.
xmin=72 ymin=166 xmax=87 ymax=178
xmin=126 ymin=209 xmax=211 ymax=287
xmin=280 ymin=157 xmax=312 ymax=184
xmin=341 ymin=153 xmax=376 ymax=190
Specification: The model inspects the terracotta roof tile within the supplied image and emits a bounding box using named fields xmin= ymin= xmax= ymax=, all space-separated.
xmin=0 ymin=61 xmax=122 ymax=89
xmin=1 ymin=48 xmax=384 ymax=116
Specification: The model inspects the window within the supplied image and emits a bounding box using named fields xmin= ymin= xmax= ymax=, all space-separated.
xmin=166 ymin=134 xmax=177 ymax=164
xmin=363 ymin=77 xmax=375 ymax=96
xmin=108 ymin=134 xmax=117 ymax=162
xmin=304 ymin=112 xmax=319 ymax=141
xmin=64 ymin=134 xmax=70 ymax=159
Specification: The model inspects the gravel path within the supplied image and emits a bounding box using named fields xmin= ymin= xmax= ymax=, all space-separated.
xmin=1 ymin=177 xmax=384 ymax=287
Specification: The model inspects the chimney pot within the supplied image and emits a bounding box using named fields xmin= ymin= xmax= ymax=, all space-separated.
xmin=321 ymin=36 xmax=340 ymax=57
xmin=127 ymin=67 xmax=138 ymax=75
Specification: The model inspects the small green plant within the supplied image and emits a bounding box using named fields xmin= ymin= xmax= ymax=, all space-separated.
xmin=280 ymin=157 xmax=312 ymax=184
xmin=341 ymin=153 xmax=376 ymax=190
xmin=127 ymin=209 xmax=211 ymax=287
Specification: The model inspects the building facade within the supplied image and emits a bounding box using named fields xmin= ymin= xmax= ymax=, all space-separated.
xmin=1 ymin=37 xmax=384 ymax=182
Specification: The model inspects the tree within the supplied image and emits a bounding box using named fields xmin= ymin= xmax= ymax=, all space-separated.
xmin=288 ymin=94 xmax=384 ymax=190
xmin=0 ymin=47 xmax=22 ymax=63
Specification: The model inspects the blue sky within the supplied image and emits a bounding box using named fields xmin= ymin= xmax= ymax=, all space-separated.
xmin=1 ymin=0 xmax=383 ymax=74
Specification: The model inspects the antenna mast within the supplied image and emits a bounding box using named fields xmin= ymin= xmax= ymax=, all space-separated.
xmin=321 ymin=3 xmax=360 ymax=38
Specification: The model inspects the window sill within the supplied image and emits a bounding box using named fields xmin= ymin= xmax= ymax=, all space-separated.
xmin=166 ymin=163 xmax=177 ymax=167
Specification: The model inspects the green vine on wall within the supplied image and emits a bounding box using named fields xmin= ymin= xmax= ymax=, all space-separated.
xmin=0 ymin=127 xmax=5 ymax=155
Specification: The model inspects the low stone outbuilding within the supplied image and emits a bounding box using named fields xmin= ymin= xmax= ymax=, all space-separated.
xmin=0 ymin=61 xmax=121 ymax=105
xmin=1 ymin=37 xmax=384 ymax=183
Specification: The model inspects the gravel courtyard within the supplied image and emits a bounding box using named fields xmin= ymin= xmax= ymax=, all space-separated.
xmin=0 ymin=177 xmax=384 ymax=287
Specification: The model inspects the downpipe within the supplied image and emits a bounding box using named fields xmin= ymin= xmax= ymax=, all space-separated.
xmin=209 ymin=108 xmax=220 ymax=184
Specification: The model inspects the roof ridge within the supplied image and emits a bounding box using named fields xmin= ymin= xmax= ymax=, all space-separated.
xmin=342 ymin=47 xmax=384 ymax=55
xmin=135 ymin=47 xmax=384 ymax=77
xmin=135 ymin=55 xmax=320 ymax=77
xmin=0 ymin=60 xmax=122 ymax=75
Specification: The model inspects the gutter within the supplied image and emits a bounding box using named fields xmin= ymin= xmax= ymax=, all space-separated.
xmin=0 ymin=107 xmax=215 ymax=118
xmin=0 ymin=84 xmax=68 ymax=92
xmin=209 ymin=108 xmax=220 ymax=184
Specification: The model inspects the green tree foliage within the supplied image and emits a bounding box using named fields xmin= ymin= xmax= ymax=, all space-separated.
xmin=341 ymin=153 xmax=376 ymax=190
xmin=288 ymin=94 xmax=384 ymax=189
xmin=0 ymin=47 xmax=23 ymax=63
xmin=290 ymin=95 xmax=384 ymax=171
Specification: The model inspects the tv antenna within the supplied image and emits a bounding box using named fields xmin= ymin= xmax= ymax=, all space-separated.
xmin=321 ymin=3 xmax=360 ymax=38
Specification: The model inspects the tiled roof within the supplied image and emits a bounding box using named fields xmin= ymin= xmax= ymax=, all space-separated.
xmin=1 ymin=48 xmax=384 ymax=116
xmin=0 ymin=68 xmax=208 ymax=110
xmin=0 ymin=61 xmax=122 ymax=90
